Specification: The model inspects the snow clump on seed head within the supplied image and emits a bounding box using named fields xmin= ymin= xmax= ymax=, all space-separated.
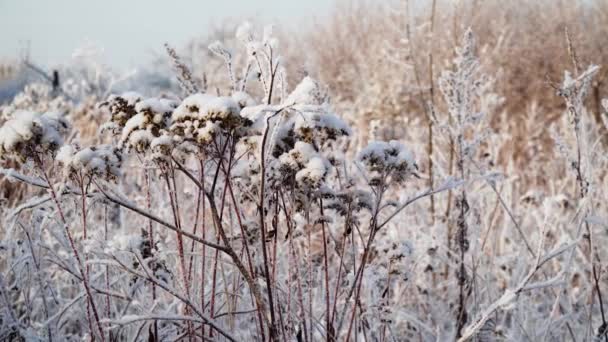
xmin=358 ymin=140 xmax=417 ymax=186
xmin=170 ymin=92 xmax=252 ymax=146
xmin=0 ymin=110 xmax=69 ymax=162
xmin=56 ymin=144 xmax=123 ymax=181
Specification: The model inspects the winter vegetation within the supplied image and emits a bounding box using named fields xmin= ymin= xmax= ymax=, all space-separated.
xmin=1 ymin=0 xmax=608 ymax=341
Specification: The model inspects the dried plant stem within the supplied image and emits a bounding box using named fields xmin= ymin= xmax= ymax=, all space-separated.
xmin=258 ymin=108 xmax=289 ymax=340
xmin=199 ymin=159 xmax=207 ymax=339
xmin=563 ymin=32 xmax=608 ymax=340
xmin=427 ymin=0 xmax=438 ymax=225
xmin=113 ymin=255 xmax=237 ymax=342
xmin=280 ymin=190 xmax=309 ymax=342
xmin=77 ymin=172 xmax=95 ymax=340
xmin=345 ymin=182 xmax=386 ymax=342
xmin=143 ymin=168 xmax=158 ymax=340
xmin=19 ymin=224 xmax=53 ymax=342
xmin=35 ymin=156 xmax=106 ymax=342
xmin=162 ymin=166 xmax=193 ymax=339
xmin=319 ymin=198 xmax=333 ymax=340
xmin=103 ymin=205 xmax=114 ymax=342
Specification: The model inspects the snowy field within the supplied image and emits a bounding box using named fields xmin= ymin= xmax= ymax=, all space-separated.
xmin=1 ymin=1 xmax=608 ymax=341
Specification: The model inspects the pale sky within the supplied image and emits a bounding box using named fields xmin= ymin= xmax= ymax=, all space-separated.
xmin=0 ymin=0 xmax=333 ymax=69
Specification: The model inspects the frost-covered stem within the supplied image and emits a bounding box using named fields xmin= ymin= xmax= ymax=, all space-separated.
xmin=307 ymin=223 xmax=313 ymax=342
xmin=457 ymin=221 xmax=571 ymax=342
xmin=103 ymin=205 xmax=113 ymax=342
xmin=466 ymin=157 xmax=536 ymax=256
xmin=427 ymin=0 xmax=438 ymax=225
xmin=170 ymin=164 xmax=186 ymax=255
xmin=344 ymin=231 xmax=374 ymax=342
xmin=203 ymin=190 xmax=273 ymax=338
xmin=272 ymin=193 xmax=279 ymax=282
xmin=254 ymin=54 xmax=269 ymax=95
xmin=93 ymin=179 xmax=228 ymax=252
xmin=215 ymin=137 xmax=255 ymax=278
xmin=259 ymin=109 xmax=287 ymax=340
xmin=187 ymin=162 xmax=204 ymax=342
xmin=280 ymin=191 xmax=308 ymax=342
xmin=220 ymin=142 xmax=265 ymax=340
xmin=210 ymin=138 xmax=230 ymax=194
xmin=445 ymin=136 xmax=455 ymax=252
xmin=319 ymin=198 xmax=333 ymax=340
xmin=20 ymin=224 xmax=53 ymax=342
xmin=34 ymin=155 xmax=105 ymax=342
xmin=345 ymin=182 xmax=387 ymax=342
xmin=176 ymin=158 xmax=211 ymax=334
xmin=0 ymin=275 xmax=26 ymax=335
xmin=571 ymin=118 xmax=608 ymax=342
xmin=575 ymin=161 xmax=608 ymax=341
xmin=287 ymin=251 xmax=293 ymax=336
xmin=226 ymin=177 xmax=257 ymax=273
xmin=162 ymin=165 xmax=193 ymax=339
xmin=225 ymin=57 xmax=237 ymax=92
xmin=208 ymin=139 xmax=235 ymax=336
xmin=266 ymin=49 xmax=279 ymax=105
xmin=240 ymin=61 xmax=252 ymax=92
xmin=162 ymin=168 xmax=190 ymax=299
xmin=163 ymin=166 xmax=190 ymax=297
xmin=77 ymin=172 xmax=95 ymax=341
xmin=143 ymin=167 xmax=158 ymax=340
xmin=198 ymin=159 xmax=207 ymax=339
xmin=561 ymin=48 xmax=608 ymax=338
xmin=381 ymin=262 xmax=395 ymax=341
xmin=209 ymin=164 xmax=231 ymax=337
xmin=455 ymin=132 xmax=469 ymax=338
xmin=187 ymin=162 xmax=203 ymax=285
xmin=336 ymin=226 xmax=360 ymax=335
xmin=330 ymin=224 xmax=348 ymax=328
xmin=427 ymin=120 xmax=435 ymax=222
xmin=208 ymin=249 xmax=218 ymax=333
xmin=197 ymin=138 xmax=273 ymax=338
xmin=114 ymin=255 xmax=237 ymax=342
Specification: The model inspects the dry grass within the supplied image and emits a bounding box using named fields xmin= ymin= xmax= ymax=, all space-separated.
xmin=277 ymin=0 xmax=608 ymax=187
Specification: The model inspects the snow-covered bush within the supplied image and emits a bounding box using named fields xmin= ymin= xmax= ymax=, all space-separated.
xmin=1 ymin=20 xmax=607 ymax=342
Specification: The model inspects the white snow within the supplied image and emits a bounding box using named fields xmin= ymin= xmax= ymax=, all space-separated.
xmin=294 ymin=109 xmax=351 ymax=137
xmin=358 ymin=140 xmax=416 ymax=184
xmin=171 ymin=93 xmax=216 ymax=122
xmin=0 ymin=110 xmax=68 ymax=158
xmin=135 ymin=98 xmax=177 ymax=115
xmin=56 ymin=144 xmax=122 ymax=178
xmin=285 ymin=76 xmax=324 ymax=105
xmin=295 ymin=156 xmax=329 ymax=186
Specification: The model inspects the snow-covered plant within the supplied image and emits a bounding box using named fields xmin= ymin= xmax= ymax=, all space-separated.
xmin=0 ymin=110 xmax=68 ymax=162
xmin=437 ymin=29 xmax=486 ymax=337
xmin=56 ymin=143 xmax=122 ymax=181
xmin=551 ymin=55 xmax=608 ymax=340
xmin=358 ymin=140 xmax=417 ymax=186
xmin=170 ymin=93 xmax=250 ymax=147
xmin=2 ymin=17 xmax=606 ymax=342
xmin=0 ymin=20 xmax=436 ymax=341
